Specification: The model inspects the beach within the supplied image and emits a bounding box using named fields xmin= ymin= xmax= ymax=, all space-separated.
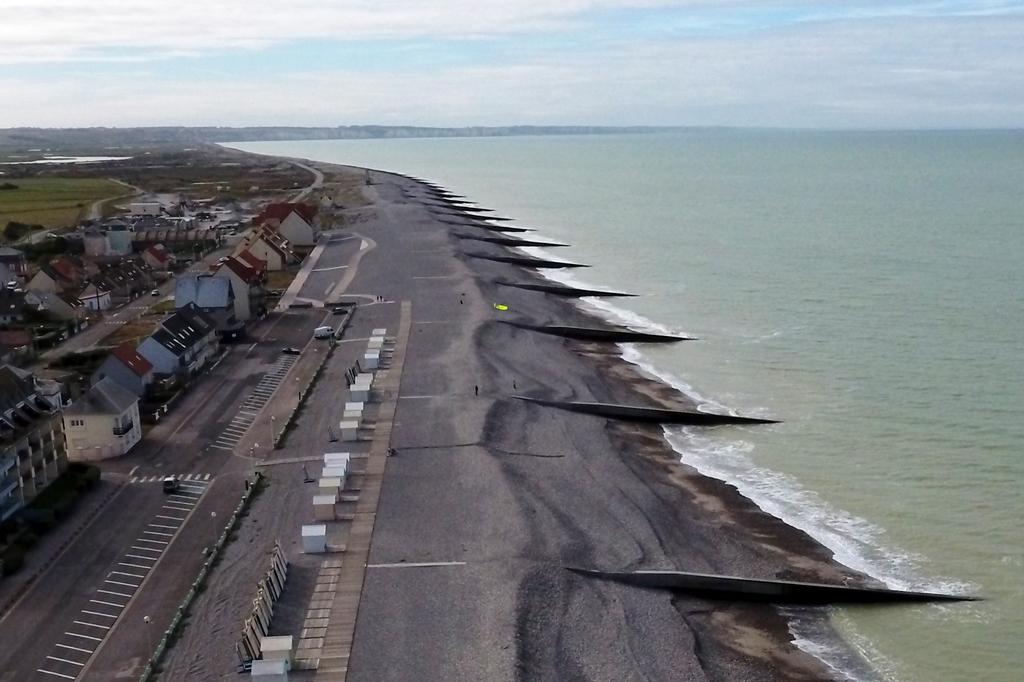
xmin=277 ymin=162 xmax=878 ymax=680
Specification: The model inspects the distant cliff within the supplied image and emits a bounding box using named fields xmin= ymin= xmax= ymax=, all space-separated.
xmin=0 ymin=125 xmax=677 ymax=151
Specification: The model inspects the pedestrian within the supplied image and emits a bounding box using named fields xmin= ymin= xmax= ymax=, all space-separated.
xmin=513 ymin=380 xmax=517 ymax=390
xmin=474 ymin=384 xmax=479 ymax=396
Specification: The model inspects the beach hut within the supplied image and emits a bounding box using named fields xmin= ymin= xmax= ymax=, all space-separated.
xmin=251 ymin=659 xmax=289 ymax=680
xmin=259 ymin=636 xmax=293 ymax=662
xmin=323 ymin=451 xmax=350 ymax=467
xmin=339 ymin=420 xmax=359 ymax=441
xmin=363 ymin=351 xmax=379 ymax=369
xmin=313 ymin=494 xmax=336 ymax=521
xmin=321 ymin=466 xmax=346 ymax=482
xmin=301 ymin=525 xmax=327 ymax=553
xmin=350 ymin=384 xmax=369 ymax=402
xmin=372 ymin=328 xmax=387 ymax=336
xmin=318 ymin=476 xmax=342 ymax=500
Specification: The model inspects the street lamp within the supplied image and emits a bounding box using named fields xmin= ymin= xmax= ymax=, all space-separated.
xmin=270 ymin=415 xmax=276 ymax=447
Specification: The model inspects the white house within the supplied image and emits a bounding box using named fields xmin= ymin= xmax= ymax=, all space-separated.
xmin=62 ymin=377 xmax=141 ymax=461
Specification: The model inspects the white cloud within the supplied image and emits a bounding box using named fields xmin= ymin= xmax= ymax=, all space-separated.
xmin=0 ymin=8 xmax=1021 ymax=127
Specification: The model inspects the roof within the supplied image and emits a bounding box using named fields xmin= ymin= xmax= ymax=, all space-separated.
xmin=150 ymin=304 xmax=216 ymax=356
xmin=0 ymin=247 xmax=25 ymax=258
xmin=175 ymin=275 xmax=232 ymax=309
xmin=236 ymin=249 xmax=267 ymax=272
xmin=218 ymin=256 xmax=262 ymax=284
xmin=0 ymin=365 xmax=48 ymax=418
xmin=65 ymin=376 xmax=137 ymax=416
xmin=110 ymin=342 xmax=153 ymax=378
xmin=0 ymin=331 xmax=31 ymax=349
xmin=145 ymin=244 xmax=171 ymax=263
xmin=258 ymin=202 xmax=316 ymax=224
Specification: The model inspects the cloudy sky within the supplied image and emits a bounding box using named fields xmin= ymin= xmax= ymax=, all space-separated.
xmin=1 ymin=0 xmax=1022 ymax=128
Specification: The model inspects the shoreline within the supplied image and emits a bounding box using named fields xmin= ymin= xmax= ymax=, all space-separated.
xmin=228 ymin=147 xmax=877 ymax=679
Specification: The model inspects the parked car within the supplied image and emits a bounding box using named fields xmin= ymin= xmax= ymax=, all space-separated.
xmin=313 ymin=326 xmax=333 ymax=339
xmin=151 ymin=289 xmax=160 ymax=296
xmin=282 ymin=347 xmax=301 ymax=355
xmin=161 ymin=476 xmax=180 ymax=493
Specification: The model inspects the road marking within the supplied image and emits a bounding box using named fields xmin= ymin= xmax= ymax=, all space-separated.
xmin=73 ymin=621 xmax=110 ymax=630
xmin=55 ymin=643 xmax=93 ymax=654
xmin=65 ymin=632 xmax=102 ymax=642
xmin=148 ymin=523 xmax=178 ymax=530
xmin=90 ymin=599 xmax=125 ymax=608
xmin=144 ymin=530 xmax=173 ymax=538
xmin=162 ymin=503 xmax=193 ymax=511
xmin=118 ymin=561 xmax=152 ymax=569
xmin=155 ymin=514 xmax=185 ymax=521
xmin=125 ymin=554 xmax=156 ymax=561
xmin=171 ymin=491 xmax=201 ymax=499
xmin=37 ymin=669 xmax=75 ymax=679
xmin=208 ymin=443 xmax=234 ymax=451
xmin=109 ymin=569 xmax=145 ymax=578
xmin=135 ymin=538 xmax=167 ymax=546
xmin=46 ymin=656 xmax=84 ymax=667
xmin=366 ymin=561 xmax=468 ymax=568
xmin=105 ymin=579 xmax=140 ymax=587
xmin=98 ymin=589 xmax=132 ymax=598
xmin=131 ymin=545 xmax=161 ymax=552
xmin=81 ymin=610 xmax=118 ymax=619
xmin=203 ymin=473 xmax=211 ymax=480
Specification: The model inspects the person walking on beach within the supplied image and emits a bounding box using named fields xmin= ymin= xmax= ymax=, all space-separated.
xmin=474 ymin=384 xmax=479 ymax=396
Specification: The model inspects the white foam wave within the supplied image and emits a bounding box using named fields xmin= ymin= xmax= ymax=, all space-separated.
xmin=663 ymin=426 xmax=973 ymax=597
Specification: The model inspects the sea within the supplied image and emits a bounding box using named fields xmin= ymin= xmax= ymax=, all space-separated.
xmin=228 ymin=131 xmax=1023 ymax=681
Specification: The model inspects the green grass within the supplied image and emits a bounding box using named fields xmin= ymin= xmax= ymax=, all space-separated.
xmin=0 ymin=177 xmax=126 ymax=234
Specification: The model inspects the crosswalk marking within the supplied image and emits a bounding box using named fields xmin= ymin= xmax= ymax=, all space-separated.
xmin=129 ymin=473 xmax=213 ymax=483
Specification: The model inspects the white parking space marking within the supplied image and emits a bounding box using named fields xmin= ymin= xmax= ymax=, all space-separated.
xmin=37 ymin=669 xmax=75 ymax=679
xmin=90 ymin=599 xmax=125 ymax=608
xmin=143 ymin=530 xmax=173 ymax=538
xmin=81 ymin=610 xmax=117 ymax=619
xmin=46 ymin=655 xmax=84 ymax=666
xmin=73 ymin=621 xmax=109 ymax=630
xmin=136 ymin=538 xmax=167 ymax=545
xmin=105 ymin=579 xmax=139 ymax=588
xmin=98 ymin=589 xmax=131 ymax=598
xmin=65 ymin=632 xmax=102 ymax=642
xmin=119 ymin=561 xmax=152 ymax=570
xmin=55 ymin=643 xmax=92 ymax=654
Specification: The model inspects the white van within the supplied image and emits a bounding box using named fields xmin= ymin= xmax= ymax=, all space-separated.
xmin=313 ymin=326 xmax=334 ymax=339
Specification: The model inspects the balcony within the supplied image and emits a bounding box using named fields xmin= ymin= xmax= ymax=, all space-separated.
xmin=1 ymin=474 xmax=18 ymax=499
xmin=113 ymin=421 xmax=135 ymax=437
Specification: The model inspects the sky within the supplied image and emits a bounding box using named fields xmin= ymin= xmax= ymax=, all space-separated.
xmin=0 ymin=1 xmax=1022 ymax=129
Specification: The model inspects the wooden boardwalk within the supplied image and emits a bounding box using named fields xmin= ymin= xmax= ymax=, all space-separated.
xmin=295 ymin=301 xmax=410 ymax=680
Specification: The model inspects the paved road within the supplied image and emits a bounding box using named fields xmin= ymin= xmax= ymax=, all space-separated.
xmin=291 ymin=162 xmax=324 ymax=202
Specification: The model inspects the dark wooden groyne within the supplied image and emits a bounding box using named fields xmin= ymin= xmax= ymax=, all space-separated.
xmin=455 ymin=234 xmax=569 ymax=248
xmin=440 ymin=219 xmax=535 ymax=233
xmin=569 ymin=568 xmax=977 ymax=604
xmin=466 ymin=253 xmax=590 ymax=269
xmin=494 ymin=280 xmax=637 ymax=298
xmin=514 ymin=396 xmax=779 ymax=425
xmin=502 ymin=321 xmax=691 ymax=343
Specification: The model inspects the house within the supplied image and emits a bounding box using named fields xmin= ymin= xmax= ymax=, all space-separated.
xmin=0 ymin=330 xmax=33 ymax=361
xmin=0 ymin=247 xmax=28 ymax=278
xmin=0 ymin=288 xmax=27 ymax=325
xmin=237 ymin=225 xmax=293 ymax=271
xmin=0 ymin=263 xmax=19 ymax=287
xmin=258 ymin=202 xmax=318 ymax=247
xmin=213 ymin=254 xmax=266 ymax=322
xmin=78 ymin=282 xmax=112 ymax=311
xmin=24 ymin=290 xmax=87 ymax=328
xmin=92 ymin=342 xmax=153 ymax=397
xmin=137 ymin=304 xmax=218 ymax=378
xmin=62 ymin=377 xmax=141 ymax=461
xmin=0 ymin=365 xmax=67 ymax=521
xmin=27 ymin=257 xmax=89 ymax=295
xmin=174 ymin=274 xmax=242 ymax=338
xmin=83 ymin=228 xmax=111 ymax=257
xmin=141 ymin=243 xmax=176 ymax=271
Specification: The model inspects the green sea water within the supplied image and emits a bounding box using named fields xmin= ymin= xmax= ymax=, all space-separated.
xmin=230 ymin=131 xmax=1023 ymax=681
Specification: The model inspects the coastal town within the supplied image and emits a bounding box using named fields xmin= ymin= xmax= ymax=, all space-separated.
xmin=0 ymin=139 xmax=978 ymax=682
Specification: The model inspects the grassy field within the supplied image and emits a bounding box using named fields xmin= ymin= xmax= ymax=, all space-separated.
xmin=0 ymin=177 xmax=126 ymax=234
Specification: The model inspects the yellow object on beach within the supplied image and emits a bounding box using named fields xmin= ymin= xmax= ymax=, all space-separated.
xmin=493 ymin=303 xmax=509 ymax=311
